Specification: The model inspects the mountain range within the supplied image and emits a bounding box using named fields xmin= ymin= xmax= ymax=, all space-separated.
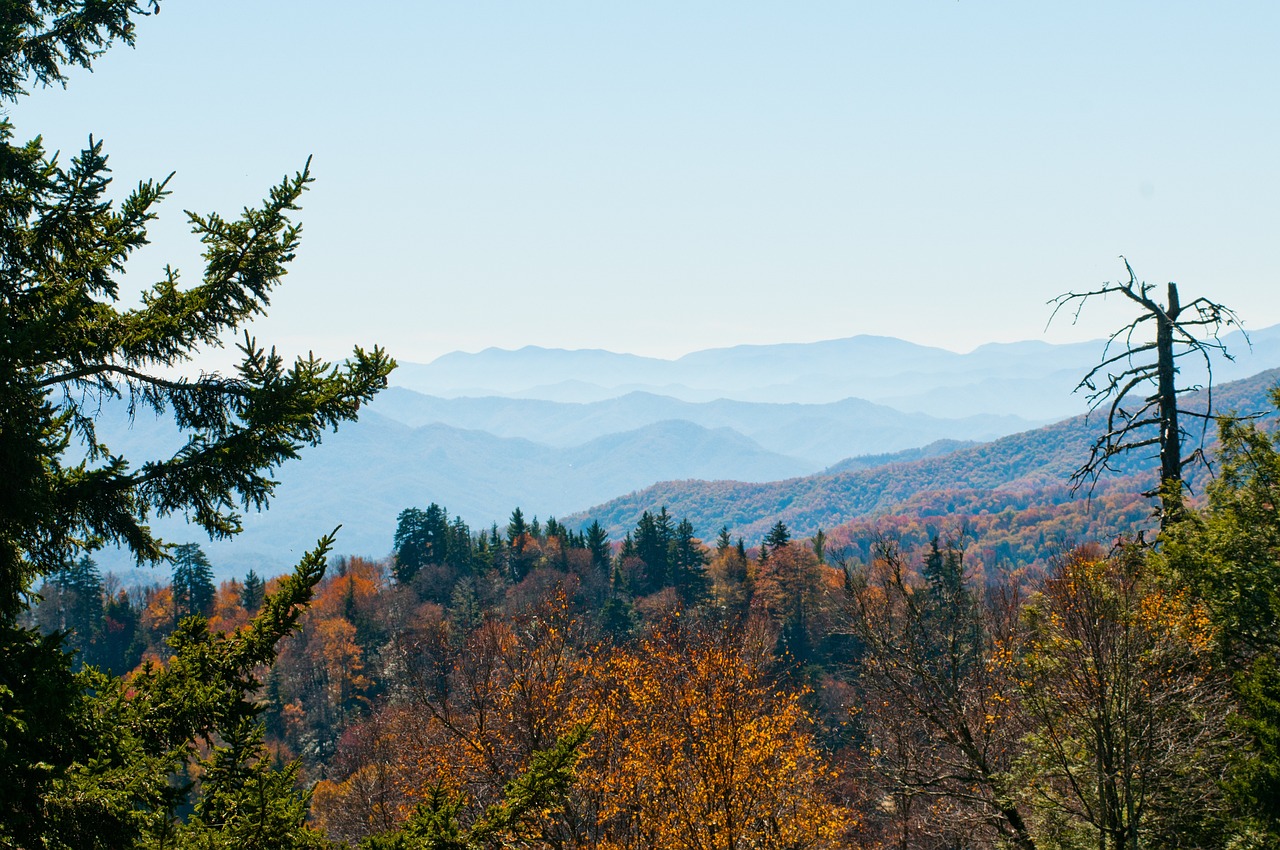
xmin=86 ymin=330 xmax=1280 ymax=582
xmin=391 ymin=325 xmax=1280 ymax=419
xmin=565 ymin=367 xmax=1280 ymax=543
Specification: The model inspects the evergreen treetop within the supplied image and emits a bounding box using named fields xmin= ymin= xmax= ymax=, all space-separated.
xmin=0 ymin=2 xmax=394 ymax=620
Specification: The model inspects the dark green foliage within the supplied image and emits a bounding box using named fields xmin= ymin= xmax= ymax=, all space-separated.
xmin=764 ymin=520 xmax=791 ymax=552
xmin=393 ymin=505 xmax=450 ymax=584
xmin=175 ymin=717 xmax=327 ymax=850
xmin=506 ymin=507 xmax=528 ymax=544
xmin=715 ymin=525 xmax=732 ymax=554
xmin=812 ymin=527 xmax=827 ymax=563
xmin=0 ymin=25 xmax=394 ymax=618
xmin=920 ymin=537 xmax=983 ymax=677
xmin=0 ymin=4 xmax=393 ymax=844
xmin=0 ymin=626 xmax=90 ymax=846
xmin=1 ymin=537 xmax=334 ymax=848
xmin=0 ymin=1 xmax=160 ymax=102
xmin=0 ymin=124 xmax=391 ymax=618
xmin=586 ymin=520 xmax=611 ymax=575
xmin=670 ymin=517 xmax=708 ymax=604
xmin=240 ymin=569 xmax=265 ymax=614
xmin=35 ymin=555 xmax=105 ymax=664
xmin=1160 ymin=391 xmax=1280 ymax=842
xmin=99 ymin=587 xmax=142 ymax=675
xmin=634 ymin=508 xmax=674 ymax=594
xmin=172 ymin=542 xmax=216 ymax=622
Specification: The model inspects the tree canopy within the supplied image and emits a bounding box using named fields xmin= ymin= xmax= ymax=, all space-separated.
xmin=0 ymin=3 xmax=394 ymax=620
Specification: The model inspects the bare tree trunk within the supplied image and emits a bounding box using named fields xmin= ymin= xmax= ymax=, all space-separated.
xmin=1156 ymin=282 xmax=1183 ymax=527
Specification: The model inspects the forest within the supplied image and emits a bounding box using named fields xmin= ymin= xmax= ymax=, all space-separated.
xmin=18 ymin=430 xmax=1280 ymax=849
xmin=4 ymin=4 xmax=1280 ymax=850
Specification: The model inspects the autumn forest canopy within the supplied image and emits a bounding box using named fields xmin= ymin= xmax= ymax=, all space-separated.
xmin=4 ymin=4 xmax=1280 ymax=850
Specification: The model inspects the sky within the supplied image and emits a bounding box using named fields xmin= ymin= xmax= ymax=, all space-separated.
xmin=10 ymin=2 xmax=1280 ymax=365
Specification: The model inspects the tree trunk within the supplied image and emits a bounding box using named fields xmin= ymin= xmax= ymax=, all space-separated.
xmin=1156 ymin=282 xmax=1183 ymax=527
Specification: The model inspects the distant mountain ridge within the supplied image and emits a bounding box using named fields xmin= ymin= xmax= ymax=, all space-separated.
xmin=368 ymin=389 xmax=1030 ymax=468
xmin=393 ymin=325 xmax=1280 ymax=419
xmin=91 ymin=411 xmax=811 ymax=579
xmin=565 ymin=367 xmax=1280 ymax=543
xmin=86 ymin=324 xmax=1280 ymax=582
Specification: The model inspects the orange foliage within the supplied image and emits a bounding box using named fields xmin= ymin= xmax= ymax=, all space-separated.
xmin=309 ymin=587 xmax=853 ymax=848
xmin=207 ymin=579 xmax=248 ymax=633
xmin=583 ymin=618 xmax=854 ymax=849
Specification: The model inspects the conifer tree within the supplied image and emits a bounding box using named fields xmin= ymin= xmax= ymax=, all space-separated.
xmin=715 ymin=525 xmax=732 ymax=555
xmin=0 ymin=6 xmax=393 ymax=620
xmin=0 ymin=4 xmax=392 ymax=844
xmin=172 ymin=542 xmax=216 ymax=622
xmin=240 ymin=570 xmax=265 ymax=614
xmin=585 ymin=520 xmax=611 ymax=575
xmin=669 ymin=517 xmax=708 ymax=604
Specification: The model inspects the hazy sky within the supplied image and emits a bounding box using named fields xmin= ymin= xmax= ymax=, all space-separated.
xmin=12 ymin=2 xmax=1280 ymax=364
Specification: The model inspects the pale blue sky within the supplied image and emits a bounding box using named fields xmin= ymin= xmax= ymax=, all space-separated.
xmin=12 ymin=2 xmax=1280 ymax=364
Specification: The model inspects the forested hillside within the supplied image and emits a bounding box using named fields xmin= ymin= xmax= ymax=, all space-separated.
xmin=573 ymin=367 xmax=1280 ymax=542
xmin=29 ymin=386 xmax=1280 ymax=847
xmin=8 ymin=4 xmax=1280 ymax=850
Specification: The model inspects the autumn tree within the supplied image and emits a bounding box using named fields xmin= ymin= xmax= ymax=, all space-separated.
xmin=754 ymin=534 xmax=829 ymax=663
xmin=312 ymin=591 xmax=597 ymax=846
xmin=842 ymin=539 xmax=1035 ymax=850
xmin=585 ymin=615 xmax=851 ymax=849
xmin=1017 ymin=545 xmax=1235 ymax=850
xmin=1048 ymin=258 xmax=1244 ymax=525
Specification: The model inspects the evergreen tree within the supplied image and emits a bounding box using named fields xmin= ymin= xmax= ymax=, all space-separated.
xmin=586 ymin=520 xmax=611 ymax=576
xmin=811 ymin=528 xmax=827 ymax=564
xmin=670 ymin=518 xmax=709 ymax=604
xmin=0 ymin=5 xmax=391 ymax=843
xmin=240 ymin=570 xmax=265 ymax=614
xmin=919 ymin=537 xmax=983 ymax=675
xmin=1160 ymin=392 xmax=1280 ymax=842
xmin=634 ymin=508 xmax=674 ymax=594
xmin=764 ymin=521 xmax=791 ymax=552
xmin=99 ymin=588 xmax=141 ymax=676
xmin=393 ymin=504 xmax=450 ymax=584
xmin=172 ymin=543 xmax=216 ymax=622
xmin=446 ymin=516 xmax=473 ymax=575
xmin=715 ymin=525 xmax=732 ymax=555
xmin=393 ymin=507 xmax=430 ymax=584
xmin=506 ymin=507 xmax=528 ymax=546
xmin=39 ymin=555 xmax=105 ymax=664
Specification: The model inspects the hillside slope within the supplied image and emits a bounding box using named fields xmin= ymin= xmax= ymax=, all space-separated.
xmin=91 ymin=413 xmax=808 ymax=578
xmin=568 ymin=368 xmax=1280 ymax=542
xmin=369 ymin=388 xmax=1031 ymax=467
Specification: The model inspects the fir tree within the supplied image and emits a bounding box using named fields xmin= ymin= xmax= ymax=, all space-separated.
xmin=240 ymin=570 xmax=265 ymax=614
xmin=586 ymin=520 xmax=611 ymax=576
xmin=172 ymin=543 xmax=216 ymax=623
xmin=0 ymin=5 xmax=391 ymax=843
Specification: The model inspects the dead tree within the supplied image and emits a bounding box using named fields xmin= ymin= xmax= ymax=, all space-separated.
xmin=1048 ymin=258 xmax=1246 ymax=527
